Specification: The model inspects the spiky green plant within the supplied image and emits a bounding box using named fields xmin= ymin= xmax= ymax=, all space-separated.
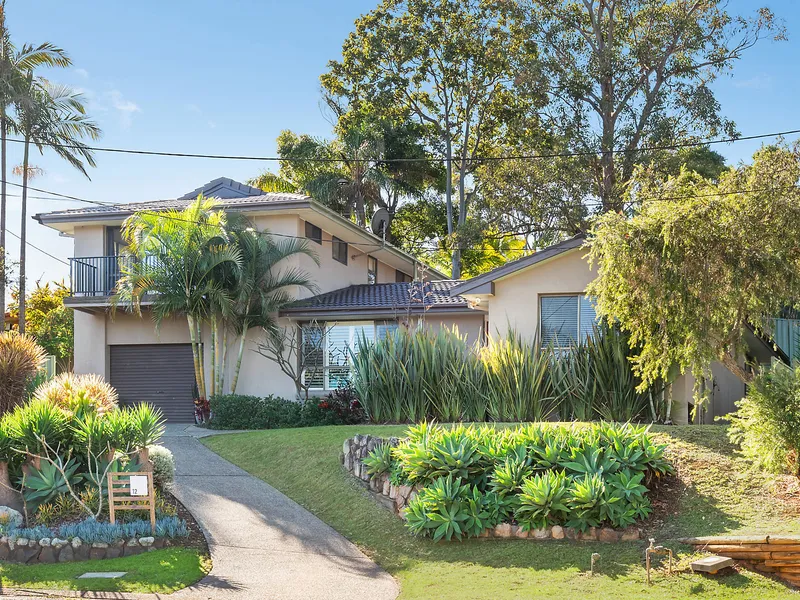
xmin=479 ymin=332 xmax=556 ymax=422
xmin=34 ymin=373 xmax=118 ymax=417
xmin=127 ymin=403 xmax=166 ymax=449
xmin=7 ymin=398 xmax=68 ymax=454
xmin=0 ymin=331 xmax=46 ymax=413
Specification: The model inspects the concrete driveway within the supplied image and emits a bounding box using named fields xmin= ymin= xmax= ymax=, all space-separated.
xmin=162 ymin=433 xmax=399 ymax=600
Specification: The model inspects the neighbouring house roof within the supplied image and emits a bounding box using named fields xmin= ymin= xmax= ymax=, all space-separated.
xmin=280 ymin=281 xmax=473 ymax=319
xmin=450 ymin=235 xmax=587 ymax=296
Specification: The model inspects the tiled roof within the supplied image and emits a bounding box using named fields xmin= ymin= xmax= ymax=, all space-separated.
xmin=35 ymin=192 xmax=309 ymax=220
xmin=282 ymin=281 xmax=470 ymax=314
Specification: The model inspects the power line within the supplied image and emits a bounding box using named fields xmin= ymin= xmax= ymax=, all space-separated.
xmin=4 ymin=228 xmax=70 ymax=266
xmin=5 ymin=127 xmax=800 ymax=164
xmin=5 ymin=177 xmax=799 ymax=263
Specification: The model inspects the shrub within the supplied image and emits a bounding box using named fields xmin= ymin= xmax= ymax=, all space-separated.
xmin=0 ymin=332 xmax=46 ymax=413
xmin=209 ymin=394 xmax=366 ymax=430
xmin=727 ymin=362 xmax=800 ymax=475
xmin=387 ymin=422 xmax=670 ymax=539
xmin=7 ymin=398 xmax=69 ymax=454
xmin=149 ymin=444 xmax=175 ymax=488
xmin=362 ymin=443 xmax=393 ymax=476
xmin=350 ymin=324 xmax=660 ymax=424
xmin=127 ymin=403 xmax=165 ymax=448
xmin=34 ymin=373 xmax=118 ymax=417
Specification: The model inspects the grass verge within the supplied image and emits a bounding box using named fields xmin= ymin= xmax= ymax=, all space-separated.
xmin=0 ymin=547 xmax=210 ymax=593
xmin=204 ymin=424 xmax=799 ymax=600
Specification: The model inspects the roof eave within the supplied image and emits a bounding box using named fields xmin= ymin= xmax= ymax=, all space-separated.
xmin=279 ymin=305 xmax=474 ymax=320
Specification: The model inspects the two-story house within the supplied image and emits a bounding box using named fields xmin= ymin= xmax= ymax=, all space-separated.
xmin=35 ymin=178 xmax=484 ymax=421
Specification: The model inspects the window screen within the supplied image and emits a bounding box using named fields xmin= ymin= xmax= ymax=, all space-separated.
xmin=540 ymin=295 xmax=597 ymax=348
xmin=326 ymin=324 xmax=374 ymax=389
xmin=332 ymin=237 xmax=348 ymax=265
xmin=396 ymin=270 xmax=412 ymax=283
xmin=305 ymin=221 xmax=322 ymax=245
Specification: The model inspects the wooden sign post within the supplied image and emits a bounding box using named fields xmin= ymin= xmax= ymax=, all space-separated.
xmin=107 ymin=471 xmax=156 ymax=534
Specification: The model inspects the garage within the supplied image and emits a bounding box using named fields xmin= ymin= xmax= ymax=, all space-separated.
xmin=110 ymin=344 xmax=196 ymax=422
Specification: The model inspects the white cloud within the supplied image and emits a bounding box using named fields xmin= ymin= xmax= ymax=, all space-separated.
xmin=186 ymin=103 xmax=202 ymax=114
xmin=103 ymin=90 xmax=141 ymax=128
xmin=74 ymin=68 xmax=89 ymax=79
xmin=207 ymin=120 xmax=217 ymax=129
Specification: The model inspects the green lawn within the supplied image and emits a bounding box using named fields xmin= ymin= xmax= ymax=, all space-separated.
xmin=204 ymin=425 xmax=799 ymax=600
xmin=0 ymin=548 xmax=210 ymax=593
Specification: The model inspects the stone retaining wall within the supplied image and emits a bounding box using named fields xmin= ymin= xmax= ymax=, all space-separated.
xmin=681 ymin=535 xmax=800 ymax=586
xmin=0 ymin=535 xmax=173 ymax=564
xmin=342 ymin=434 xmax=640 ymax=543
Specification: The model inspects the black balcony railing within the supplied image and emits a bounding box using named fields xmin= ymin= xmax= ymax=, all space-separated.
xmin=69 ymin=255 xmax=159 ymax=297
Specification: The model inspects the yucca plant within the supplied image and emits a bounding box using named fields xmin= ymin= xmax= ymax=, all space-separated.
xmin=127 ymin=403 xmax=166 ymax=471
xmin=7 ymin=398 xmax=69 ymax=461
xmin=0 ymin=331 xmax=46 ymax=413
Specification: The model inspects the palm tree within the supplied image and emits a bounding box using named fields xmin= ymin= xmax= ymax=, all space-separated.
xmin=0 ymin=1 xmax=70 ymax=329
xmin=15 ymin=79 xmax=100 ymax=332
xmin=223 ymin=217 xmax=319 ymax=394
xmin=113 ymin=196 xmax=243 ymax=401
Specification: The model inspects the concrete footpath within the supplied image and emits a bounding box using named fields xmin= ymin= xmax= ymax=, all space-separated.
xmin=162 ymin=433 xmax=399 ymax=600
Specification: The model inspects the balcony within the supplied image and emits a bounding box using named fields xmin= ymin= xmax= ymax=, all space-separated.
xmin=70 ymin=256 xmax=131 ymax=297
xmin=68 ymin=256 xmax=158 ymax=312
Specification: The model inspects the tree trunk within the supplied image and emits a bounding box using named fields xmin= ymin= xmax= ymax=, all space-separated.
xmin=0 ymin=461 xmax=22 ymax=512
xmin=209 ymin=313 xmax=217 ymax=398
xmin=231 ymin=329 xmax=247 ymax=395
xmin=18 ymin=134 xmax=30 ymax=333
xmin=0 ymin=112 xmax=6 ymax=332
xmin=186 ymin=314 xmax=206 ymax=400
xmin=218 ymin=319 xmax=227 ymax=395
xmin=444 ymin=131 xmax=457 ymax=279
xmin=137 ymin=446 xmax=152 ymax=472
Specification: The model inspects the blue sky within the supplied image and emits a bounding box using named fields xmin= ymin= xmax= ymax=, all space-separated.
xmin=5 ymin=0 xmax=800 ymax=290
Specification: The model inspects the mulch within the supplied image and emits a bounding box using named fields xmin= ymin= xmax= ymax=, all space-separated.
xmin=161 ymin=487 xmax=209 ymax=556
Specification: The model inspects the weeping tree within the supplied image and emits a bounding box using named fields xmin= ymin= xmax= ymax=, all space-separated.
xmin=587 ymin=143 xmax=800 ymax=417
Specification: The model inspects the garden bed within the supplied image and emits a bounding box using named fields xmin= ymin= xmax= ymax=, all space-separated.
xmin=343 ymin=423 xmax=668 ymax=542
xmin=0 ymin=489 xmax=205 ymax=565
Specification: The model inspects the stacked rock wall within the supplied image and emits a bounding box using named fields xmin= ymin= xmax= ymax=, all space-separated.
xmin=0 ymin=535 xmax=171 ymax=564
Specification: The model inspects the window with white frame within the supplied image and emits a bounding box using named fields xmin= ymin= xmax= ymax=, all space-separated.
xmin=301 ymin=321 xmax=399 ymax=390
xmin=540 ymin=295 xmax=597 ymax=348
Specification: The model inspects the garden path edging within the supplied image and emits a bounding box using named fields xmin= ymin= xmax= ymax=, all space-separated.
xmin=343 ymin=433 xmax=641 ymax=543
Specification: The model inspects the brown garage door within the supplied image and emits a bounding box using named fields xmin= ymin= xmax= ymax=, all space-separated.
xmin=110 ymin=344 xmax=196 ymax=422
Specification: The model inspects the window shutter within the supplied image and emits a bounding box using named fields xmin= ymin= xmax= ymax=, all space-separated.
xmin=301 ymin=325 xmax=324 ymax=389
xmin=540 ymin=296 xmax=578 ymax=347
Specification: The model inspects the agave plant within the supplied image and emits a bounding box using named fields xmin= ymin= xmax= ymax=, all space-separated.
xmin=0 ymin=332 xmax=46 ymax=412
xmin=515 ymin=470 xmax=570 ymax=531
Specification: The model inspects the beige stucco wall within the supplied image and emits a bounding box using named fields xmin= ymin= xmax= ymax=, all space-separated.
xmin=414 ymin=313 xmax=485 ymax=346
xmin=461 ymin=247 xmax=751 ymax=424
xmin=69 ymin=214 xmax=427 ymax=403
xmin=487 ymin=249 xmax=596 ymax=341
